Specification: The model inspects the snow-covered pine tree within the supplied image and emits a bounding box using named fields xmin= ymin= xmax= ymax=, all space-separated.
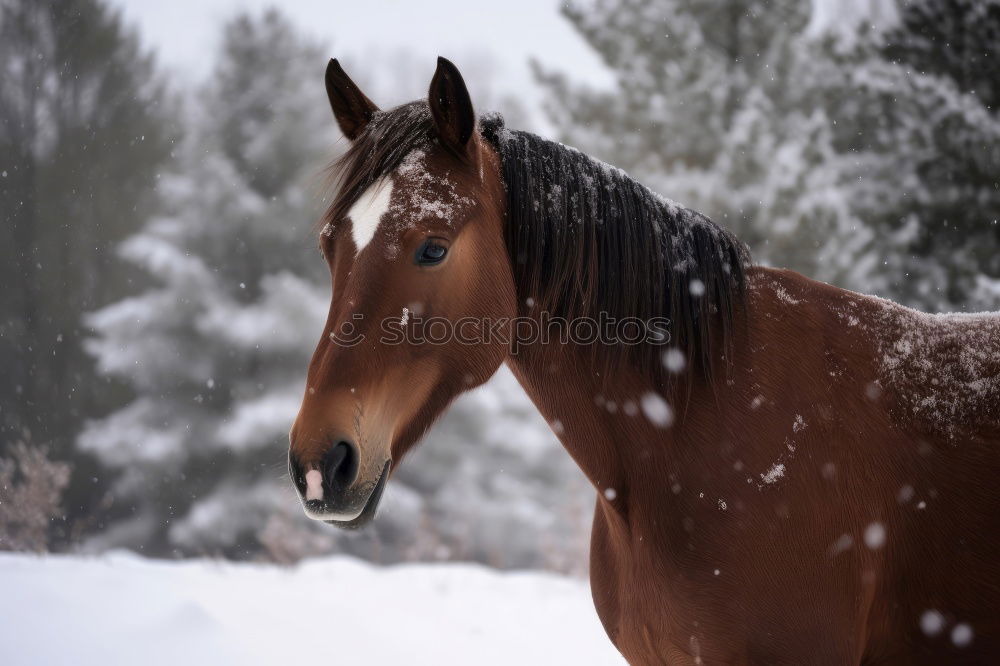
xmin=0 ymin=0 xmax=175 ymax=544
xmin=535 ymin=0 xmax=881 ymax=292
xmin=841 ymin=0 xmax=1000 ymax=311
xmin=78 ymin=10 xmax=334 ymax=555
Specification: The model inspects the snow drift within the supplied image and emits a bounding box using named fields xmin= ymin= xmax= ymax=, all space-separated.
xmin=0 ymin=553 xmax=623 ymax=665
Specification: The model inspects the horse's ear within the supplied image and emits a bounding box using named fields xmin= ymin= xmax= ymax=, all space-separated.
xmin=325 ymin=58 xmax=379 ymax=141
xmin=428 ymin=56 xmax=476 ymax=158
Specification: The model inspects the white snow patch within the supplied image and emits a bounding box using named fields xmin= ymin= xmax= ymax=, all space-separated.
xmin=760 ymin=463 xmax=785 ymax=485
xmin=868 ymin=300 xmax=1000 ymax=436
xmin=0 ymin=553 xmax=624 ymax=666
xmin=393 ymin=149 xmax=474 ymax=228
xmin=774 ymin=284 xmax=801 ymax=305
xmin=792 ymin=414 xmax=807 ymax=433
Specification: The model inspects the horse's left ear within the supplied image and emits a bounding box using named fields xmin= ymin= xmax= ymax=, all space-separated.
xmin=428 ymin=57 xmax=476 ymax=158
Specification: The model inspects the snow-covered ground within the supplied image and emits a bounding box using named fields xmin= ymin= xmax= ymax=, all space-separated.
xmin=0 ymin=552 xmax=624 ymax=665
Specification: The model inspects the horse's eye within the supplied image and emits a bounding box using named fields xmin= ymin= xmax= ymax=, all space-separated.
xmin=415 ymin=240 xmax=448 ymax=266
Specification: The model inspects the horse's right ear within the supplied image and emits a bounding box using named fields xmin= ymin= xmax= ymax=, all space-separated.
xmin=325 ymin=59 xmax=379 ymax=141
xmin=428 ymin=56 xmax=476 ymax=158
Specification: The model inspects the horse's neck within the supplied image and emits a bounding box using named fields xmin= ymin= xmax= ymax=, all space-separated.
xmin=501 ymin=282 xmax=778 ymax=552
xmin=504 ymin=342 xmax=713 ymax=513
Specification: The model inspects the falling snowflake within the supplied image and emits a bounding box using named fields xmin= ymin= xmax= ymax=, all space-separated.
xmin=864 ymin=522 xmax=886 ymax=550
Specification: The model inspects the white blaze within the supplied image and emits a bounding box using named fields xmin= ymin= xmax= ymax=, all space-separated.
xmin=305 ymin=469 xmax=323 ymax=501
xmin=347 ymin=179 xmax=394 ymax=254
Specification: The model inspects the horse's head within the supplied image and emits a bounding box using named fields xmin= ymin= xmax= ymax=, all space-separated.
xmin=289 ymin=58 xmax=516 ymax=527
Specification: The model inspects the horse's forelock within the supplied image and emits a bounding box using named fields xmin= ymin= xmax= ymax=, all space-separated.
xmin=322 ymin=102 xmax=436 ymax=236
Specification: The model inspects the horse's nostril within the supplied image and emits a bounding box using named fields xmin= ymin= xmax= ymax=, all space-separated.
xmin=323 ymin=440 xmax=358 ymax=491
xmin=289 ymin=440 xmax=359 ymax=505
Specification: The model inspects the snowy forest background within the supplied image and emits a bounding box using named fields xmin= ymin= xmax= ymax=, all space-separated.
xmin=2 ymin=0 xmax=998 ymax=572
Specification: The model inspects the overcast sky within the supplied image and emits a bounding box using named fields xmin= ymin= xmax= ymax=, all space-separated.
xmin=108 ymin=0 xmax=895 ymax=131
xmin=108 ymin=0 xmax=618 ymax=129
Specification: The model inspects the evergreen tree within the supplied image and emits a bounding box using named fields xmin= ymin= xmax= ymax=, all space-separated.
xmin=78 ymin=9 xmax=333 ymax=555
xmin=0 ymin=0 xmax=174 ymax=445
xmin=541 ymin=0 xmax=1000 ymax=311
xmin=535 ymin=0 xmax=877 ymax=291
xmin=0 ymin=0 xmax=175 ymax=544
xmin=844 ymin=0 xmax=1000 ymax=310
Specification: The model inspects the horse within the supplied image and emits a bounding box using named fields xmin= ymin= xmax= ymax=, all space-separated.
xmin=288 ymin=57 xmax=1000 ymax=664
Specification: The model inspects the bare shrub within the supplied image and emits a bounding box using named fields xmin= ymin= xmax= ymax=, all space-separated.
xmin=0 ymin=443 xmax=72 ymax=552
xmin=256 ymin=510 xmax=337 ymax=565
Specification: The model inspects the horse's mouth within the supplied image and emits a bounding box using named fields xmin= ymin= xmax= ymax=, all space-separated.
xmin=323 ymin=460 xmax=391 ymax=530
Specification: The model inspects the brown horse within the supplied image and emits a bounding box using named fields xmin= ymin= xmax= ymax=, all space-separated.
xmin=288 ymin=57 xmax=1000 ymax=664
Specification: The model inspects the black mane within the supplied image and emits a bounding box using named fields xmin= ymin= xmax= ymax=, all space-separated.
xmin=327 ymin=102 xmax=750 ymax=384
xmin=479 ymin=113 xmax=750 ymax=383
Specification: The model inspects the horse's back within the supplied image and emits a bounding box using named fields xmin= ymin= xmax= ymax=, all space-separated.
xmin=872 ymin=300 xmax=1000 ymax=440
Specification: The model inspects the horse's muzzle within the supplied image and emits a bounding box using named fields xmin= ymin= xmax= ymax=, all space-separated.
xmin=288 ymin=440 xmax=389 ymax=527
